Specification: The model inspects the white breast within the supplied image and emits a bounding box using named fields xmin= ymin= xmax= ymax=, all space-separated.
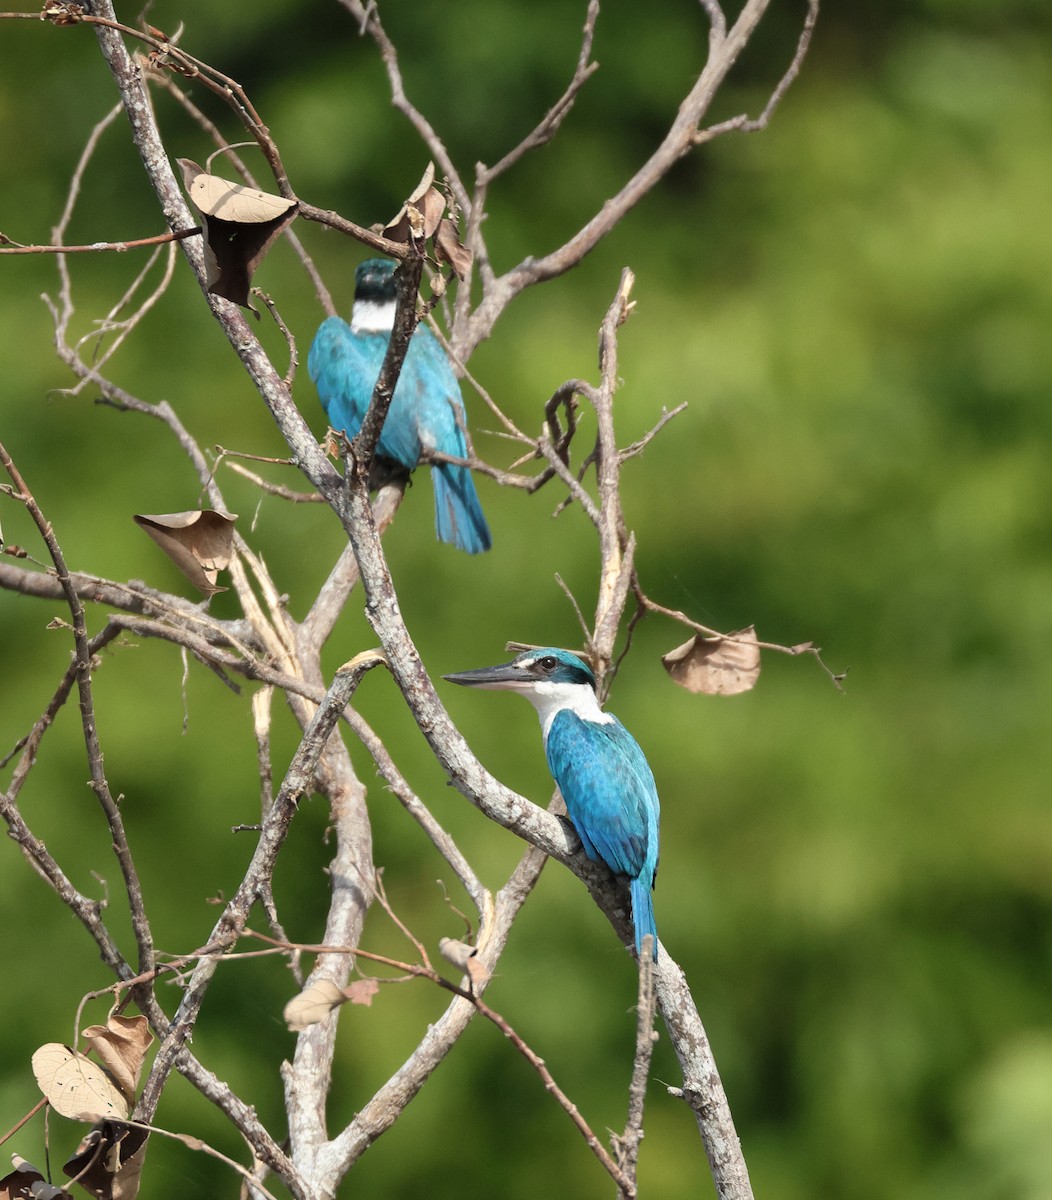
xmin=525 ymin=680 xmax=614 ymax=743
xmin=350 ymin=298 xmax=397 ymax=334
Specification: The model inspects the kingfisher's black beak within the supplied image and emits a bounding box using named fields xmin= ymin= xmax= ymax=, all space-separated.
xmin=443 ymin=662 xmax=526 ymax=690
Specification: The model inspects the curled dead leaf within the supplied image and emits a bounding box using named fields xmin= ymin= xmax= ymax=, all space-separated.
xmin=31 ymin=1044 xmax=129 ymax=1123
xmin=1 ymin=1158 xmax=74 ymax=1200
xmin=438 ymin=937 xmax=490 ymax=989
xmin=382 ymin=162 xmax=444 ymax=242
xmin=383 ymin=188 xmax=446 ymax=243
xmin=1 ymin=1159 xmax=67 ymax=1200
xmin=661 ymin=627 xmax=761 ymax=696
xmin=283 ymin=980 xmax=346 ymax=1031
xmin=181 ymin=171 xmax=296 ymax=224
xmin=433 ymin=217 xmax=472 ymax=280
xmin=81 ymin=1015 xmax=154 ymax=1105
xmin=133 ymin=509 xmax=237 ymax=595
xmin=63 ymin=1121 xmax=149 ymax=1200
xmin=344 ymin=978 xmax=379 ymax=1008
xmin=375 ymin=162 xmax=472 ymax=278
xmin=177 ymin=158 xmax=298 ymax=310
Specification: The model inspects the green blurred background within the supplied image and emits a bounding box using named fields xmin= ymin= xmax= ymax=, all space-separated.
xmin=2 ymin=1 xmax=1051 ymax=1197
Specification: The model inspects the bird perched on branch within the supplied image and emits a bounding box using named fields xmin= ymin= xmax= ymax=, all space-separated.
xmin=445 ymin=647 xmax=660 ymax=960
xmin=308 ymin=258 xmax=491 ymax=554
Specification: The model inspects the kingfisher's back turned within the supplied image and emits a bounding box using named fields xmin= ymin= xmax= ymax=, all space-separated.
xmin=308 ymin=258 xmax=491 ymax=555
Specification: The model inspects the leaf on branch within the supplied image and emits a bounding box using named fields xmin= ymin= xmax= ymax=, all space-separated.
xmin=176 ymin=158 xmax=298 ymax=311
xmin=344 ymin=978 xmax=380 ymax=1007
xmin=434 ymin=218 xmax=472 ymax=281
xmin=63 ymin=1121 xmax=149 ymax=1200
xmin=31 ymin=1044 xmax=129 ymax=1123
xmin=438 ymin=937 xmax=490 ymax=989
xmin=1 ymin=1157 xmax=74 ymax=1200
xmin=661 ymin=627 xmax=761 ymax=696
xmin=81 ymin=1015 xmax=154 ymax=1106
xmin=382 ymin=162 xmax=443 ymax=241
xmin=283 ymin=980 xmax=347 ymax=1031
xmin=382 ymin=162 xmax=472 ymax=280
xmin=133 ymin=509 xmax=238 ymax=595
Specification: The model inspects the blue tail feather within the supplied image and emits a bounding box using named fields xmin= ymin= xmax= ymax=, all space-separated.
xmin=433 ymin=462 xmax=492 ymax=555
xmin=631 ymin=875 xmax=658 ymax=961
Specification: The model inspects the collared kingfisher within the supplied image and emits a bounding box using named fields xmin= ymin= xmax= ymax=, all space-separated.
xmin=308 ymin=258 xmax=491 ymax=554
xmin=444 ymin=647 xmax=660 ymax=960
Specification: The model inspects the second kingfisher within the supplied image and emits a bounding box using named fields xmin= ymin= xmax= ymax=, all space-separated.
xmin=308 ymin=258 xmax=491 ymax=555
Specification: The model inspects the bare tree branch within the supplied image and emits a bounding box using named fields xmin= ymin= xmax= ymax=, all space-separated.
xmin=0 ymin=441 xmax=155 ymax=981
xmin=615 ymin=943 xmax=658 ymax=1196
xmin=0 ymin=4 xmax=824 ymax=1197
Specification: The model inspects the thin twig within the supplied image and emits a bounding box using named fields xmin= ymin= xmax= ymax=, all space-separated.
xmin=614 ymin=941 xmax=657 ymax=1193
xmin=0 ymin=228 xmax=198 ymax=253
xmin=0 ymin=442 xmax=155 ymax=980
xmin=135 ymin=653 xmax=383 ymax=1121
xmin=256 ymin=926 xmax=636 ymax=1196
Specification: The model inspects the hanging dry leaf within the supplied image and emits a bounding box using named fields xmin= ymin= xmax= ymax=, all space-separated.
xmin=344 ymin=978 xmax=380 ymax=1007
xmin=661 ymin=626 xmax=761 ymax=696
xmin=438 ymin=937 xmax=490 ymax=989
xmin=133 ymin=509 xmax=237 ymax=595
xmin=182 ymin=171 xmax=295 ymax=224
xmin=433 ymin=217 xmax=472 ymax=280
xmin=382 ymin=162 xmax=445 ymax=242
xmin=1 ymin=1157 xmax=74 ymax=1200
xmin=283 ymin=980 xmax=347 ymax=1031
xmin=177 ymin=158 xmax=298 ymax=310
xmin=31 ymin=1044 xmax=129 ymax=1123
xmin=81 ymin=1015 xmax=154 ymax=1105
xmin=383 ymin=186 xmax=446 ymax=242
xmin=63 ymin=1122 xmax=149 ymax=1200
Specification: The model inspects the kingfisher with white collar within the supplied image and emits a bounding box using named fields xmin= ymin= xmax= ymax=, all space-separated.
xmin=308 ymin=258 xmax=491 ymax=554
xmin=445 ymin=647 xmax=660 ymax=960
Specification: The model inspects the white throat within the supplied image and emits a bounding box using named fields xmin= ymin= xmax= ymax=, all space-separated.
xmin=524 ymin=680 xmax=613 ymax=743
xmin=351 ymin=297 xmax=396 ymax=334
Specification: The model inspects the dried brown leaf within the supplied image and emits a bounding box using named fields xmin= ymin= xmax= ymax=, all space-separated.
xmin=383 ymin=162 xmax=445 ymax=242
xmin=1 ymin=1158 xmax=74 ymax=1200
xmin=433 ymin=218 xmax=472 ymax=280
xmin=344 ymin=978 xmax=379 ymax=1007
xmin=181 ymin=170 xmax=295 ymax=224
xmin=81 ymin=1016 xmax=153 ymax=1105
xmin=661 ymin=626 xmax=761 ymax=696
xmin=176 ymin=158 xmax=298 ymax=310
xmin=63 ymin=1122 xmax=149 ymax=1200
xmin=109 ymin=1131 xmax=147 ymax=1200
xmin=438 ymin=937 xmax=490 ymax=988
xmin=383 ymin=187 xmax=446 ymax=243
xmin=407 ymin=161 xmax=437 ymax=202
xmin=133 ymin=509 xmax=237 ymax=595
xmin=31 ymin=1045 xmax=129 ymax=1123
xmin=283 ymin=980 xmax=346 ymax=1031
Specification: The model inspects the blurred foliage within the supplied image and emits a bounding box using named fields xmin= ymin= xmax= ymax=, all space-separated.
xmin=2 ymin=2 xmax=1052 ymax=1198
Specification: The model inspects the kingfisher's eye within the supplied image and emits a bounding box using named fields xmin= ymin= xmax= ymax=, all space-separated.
xmin=539 ymin=656 xmax=558 ymax=673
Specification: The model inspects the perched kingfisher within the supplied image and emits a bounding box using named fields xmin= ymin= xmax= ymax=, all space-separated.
xmin=308 ymin=258 xmax=491 ymax=554
xmin=445 ymin=647 xmax=660 ymax=960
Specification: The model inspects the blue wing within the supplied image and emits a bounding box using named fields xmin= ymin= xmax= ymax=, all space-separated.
xmin=545 ymin=712 xmax=659 ymax=881
xmin=404 ymin=331 xmax=491 ymax=552
xmin=546 ymin=711 xmax=660 ymax=958
xmin=309 ymin=316 xmax=370 ymax=439
xmin=308 ymin=316 xmax=422 ymax=468
xmin=309 ymin=318 xmax=491 ymax=552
